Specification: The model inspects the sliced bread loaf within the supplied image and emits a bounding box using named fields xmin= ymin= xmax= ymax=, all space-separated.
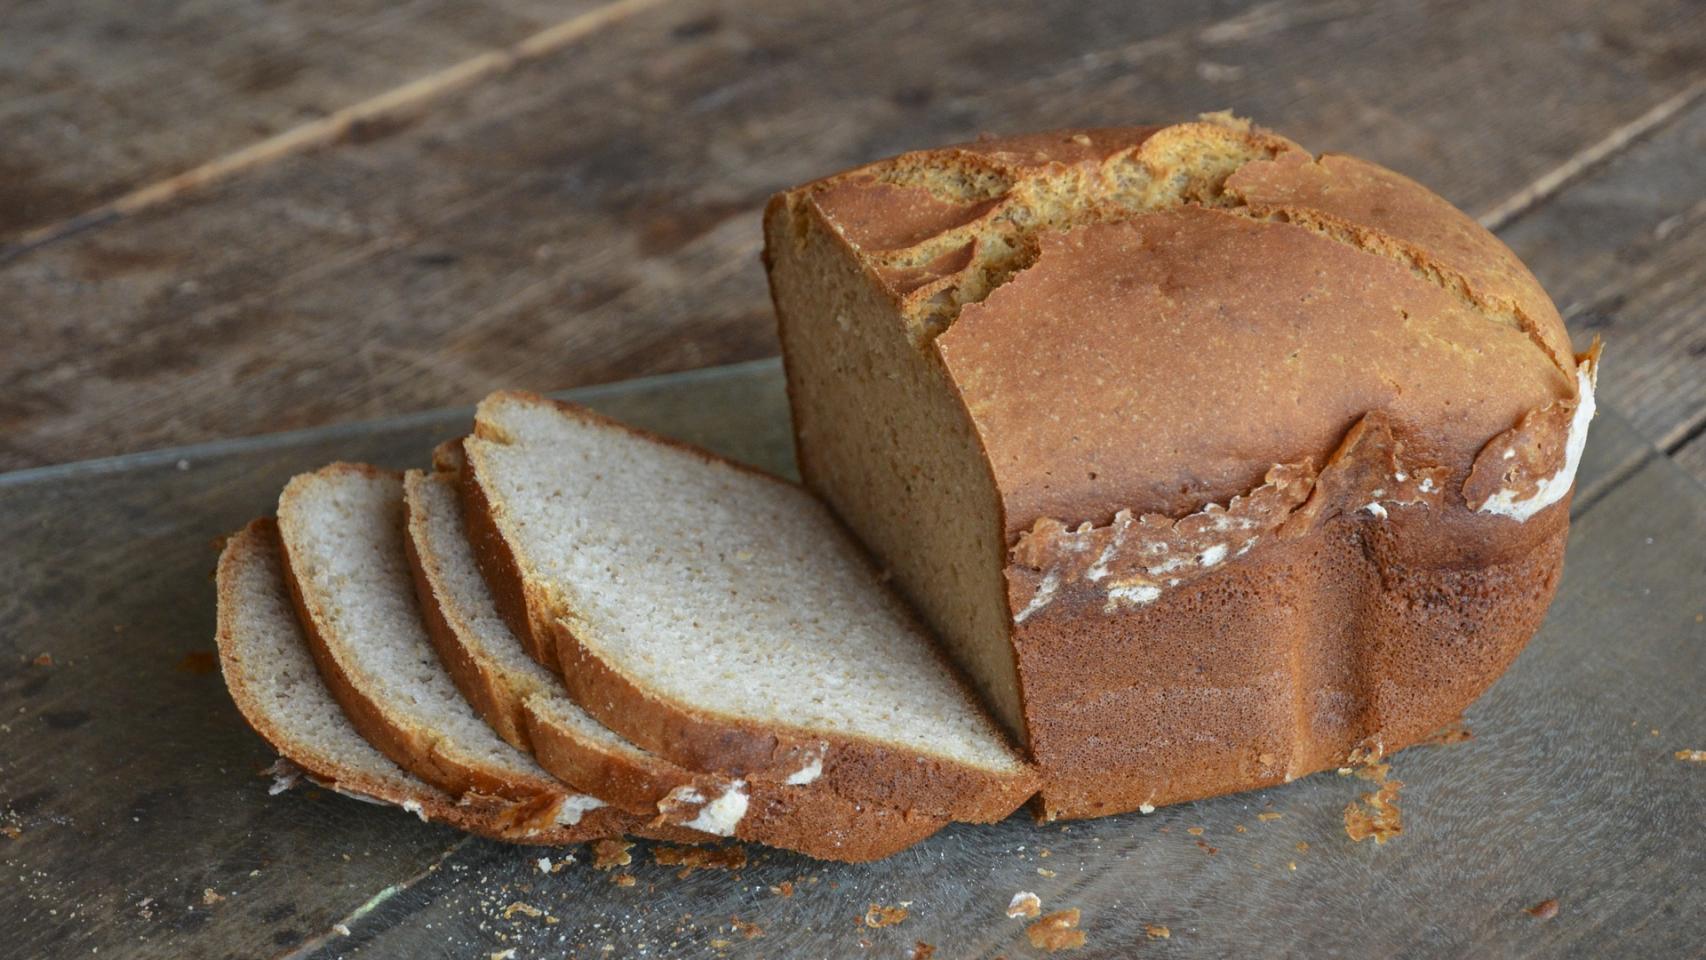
xmin=460 ymin=392 xmax=1037 ymax=822
xmin=276 ymin=462 xmax=650 ymax=839
xmin=405 ymin=461 xmax=948 ymax=861
xmin=215 ymin=518 xmax=626 ymax=843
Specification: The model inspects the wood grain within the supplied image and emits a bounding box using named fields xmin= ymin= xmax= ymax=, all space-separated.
xmin=1500 ymin=97 xmax=1706 ymax=482
xmin=0 ymin=0 xmax=619 ymax=242
xmin=2 ymin=0 xmax=1702 ymax=470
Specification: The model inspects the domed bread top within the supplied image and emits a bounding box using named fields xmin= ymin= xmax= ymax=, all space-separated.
xmin=783 ymin=115 xmax=1580 ymax=536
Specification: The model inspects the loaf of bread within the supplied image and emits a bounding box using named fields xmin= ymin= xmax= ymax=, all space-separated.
xmin=764 ymin=115 xmax=1597 ymax=819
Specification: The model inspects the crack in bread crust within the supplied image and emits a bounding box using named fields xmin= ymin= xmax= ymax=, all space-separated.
xmin=792 ymin=115 xmax=1570 ymax=376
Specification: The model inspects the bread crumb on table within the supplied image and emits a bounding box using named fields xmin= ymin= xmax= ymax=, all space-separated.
xmin=502 ymin=901 xmax=543 ymax=920
xmin=1419 ymin=718 xmax=1475 ymax=746
xmin=611 ymin=873 xmax=636 ymax=888
xmin=911 ymin=942 xmax=936 ymax=959
xmin=768 ymin=880 xmax=795 ymax=898
xmin=1006 ymin=891 xmax=1041 ymax=919
xmin=863 ymin=903 xmax=909 ymax=928
xmin=653 ymin=844 xmax=747 ymax=878
xmin=1257 ymin=812 xmax=1283 ymax=822
xmin=31 ymin=653 xmax=52 ymax=667
xmin=1343 ymin=754 xmax=1404 ymax=844
xmin=1026 ymin=908 xmax=1086 ymax=952
xmin=729 ymin=916 xmax=763 ymax=939
xmin=1145 ymin=923 xmax=1171 ymax=939
xmin=1526 ymin=899 xmax=1560 ymax=920
xmin=201 ymin=888 xmax=224 ymax=906
xmin=591 ymin=839 xmax=633 ymax=870
xmin=1675 ymin=749 xmax=1706 ymax=763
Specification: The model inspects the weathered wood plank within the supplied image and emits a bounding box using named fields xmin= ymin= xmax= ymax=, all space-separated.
xmin=2 ymin=0 xmax=1702 ymax=470
xmin=0 ymin=0 xmax=616 ymax=241
xmin=1499 ymin=97 xmax=1706 ymax=484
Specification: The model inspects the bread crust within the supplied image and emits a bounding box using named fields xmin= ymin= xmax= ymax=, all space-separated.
xmin=404 ymin=467 xmax=534 ymax=751
xmin=216 ymin=519 xmax=638 ymax=844
xmin=767 ymin=118 xmax=1590 ymax=819
xmin=460 ymin=394 xmax=1037 ymax=823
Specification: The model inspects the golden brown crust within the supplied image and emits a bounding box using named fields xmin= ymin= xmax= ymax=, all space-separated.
xmin=215 ymin=519 xmax=634 ymax=845
xmin=1225 ymin=150 xmax=1574 ymax=372
xmin=1020 ymin=509 xmax=1567 ymax=819
xmin=523 ymin=705 xmax=947 ymax=860
xmin=461 ymin=394 xmax=1038 ymax=823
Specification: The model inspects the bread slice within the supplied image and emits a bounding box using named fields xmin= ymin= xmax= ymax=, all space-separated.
xmin=404 ymin=460 xmax=948 ymax=861
xmin=275 ymin=462 xmax=652 ymax=839
xmin=214 ymin=518 xmax=626 ymax=843
xmin=460 ymin=392 xmax=1037 ymax=822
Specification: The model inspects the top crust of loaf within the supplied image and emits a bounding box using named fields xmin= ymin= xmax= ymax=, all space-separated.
xmin=770 ymin=116 xmax=1582 ymax=538
xmin=462 ymin=392 xmax=1037 ymax=822
xmin=214 ymin=519 xmax=621 ymax=844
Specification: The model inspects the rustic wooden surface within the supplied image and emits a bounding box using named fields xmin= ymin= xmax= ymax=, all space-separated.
xmin=0 ymin=0 xmax=1702 ymax=480
xmin=0 ymin=364 xmax=1696 ymax=959
xmin=1 ymin=1 xmax=1704 ymax=956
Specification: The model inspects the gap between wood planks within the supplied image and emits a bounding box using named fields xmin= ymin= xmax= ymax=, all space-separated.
xmin=273 ymin=836 xmax=474 ymax=960
xmin=1478 ymin=75 xmax=1706 ymax=232
xmin=0 ymin=0 xmax=672 ymax=266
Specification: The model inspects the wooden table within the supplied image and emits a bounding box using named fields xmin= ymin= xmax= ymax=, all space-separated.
xmin=2 ymin=2 xmax=1705 ymax=958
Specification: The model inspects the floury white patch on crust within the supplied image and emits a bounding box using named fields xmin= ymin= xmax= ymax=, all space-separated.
xmin=554 ymin=794 xmax=605 ymax=826
xmin=1475 ymin=357 xmax=1597 ymax=522
xmin=785 ymin=748 xmax=826 ymax=786
xmin=1006 ymin=412 xmax=1453 ymax=620
xmin=666 ymin=781 xmax=749 ymax=836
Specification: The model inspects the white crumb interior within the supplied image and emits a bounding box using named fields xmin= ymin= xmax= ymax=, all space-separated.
xmin=410 ymin=472 xmax=652 ymax=761
xmin=469 ymin=397 xmax=1025 ymax=772
xmin=221 ymin=531 xmax=428 ymax=798
xmin=278 ymin=469 xmax=585 ymax=790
